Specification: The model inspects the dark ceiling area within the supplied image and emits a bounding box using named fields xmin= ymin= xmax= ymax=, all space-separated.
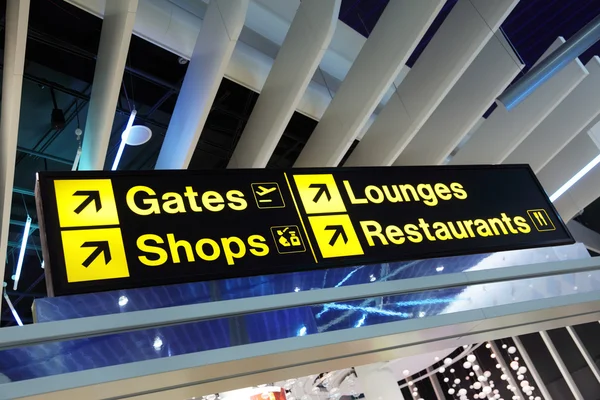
xmin=1 ymin=0 xmax=600 ymax=333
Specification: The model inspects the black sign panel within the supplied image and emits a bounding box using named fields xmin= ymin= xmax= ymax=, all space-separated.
xmin=35 ymin=165 xmax=573 ymax=296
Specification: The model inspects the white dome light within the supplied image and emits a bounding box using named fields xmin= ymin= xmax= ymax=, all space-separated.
xmin=123 ymin=125 xmax=152 ymax=146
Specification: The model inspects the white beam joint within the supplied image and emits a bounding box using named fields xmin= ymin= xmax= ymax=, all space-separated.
xmin=79 ymin=0 xmax=138 ymax=171
xmin=155 ymin=0 xmax=249 ymax=170
xmin=294 ymin=0 xmax=444 ymax=168
xmin=228 ymin=0 xmax=340 ymax=169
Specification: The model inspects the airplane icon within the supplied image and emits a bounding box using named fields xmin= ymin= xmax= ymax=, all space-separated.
xmin=251 ymin=182 xmax=285 ymax=209
xmin=255 ymin=185 xmax=277 ymax=198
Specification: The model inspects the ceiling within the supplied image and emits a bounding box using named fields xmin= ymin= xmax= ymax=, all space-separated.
xmin=0 ymin=0 xmax=599 ymax=377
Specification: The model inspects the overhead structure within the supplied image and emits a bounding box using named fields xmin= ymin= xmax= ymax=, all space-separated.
xmin=345 ymin=0 xmax=519 ymax=167
xmin=449 ymin=37 xmax=589 ymax=166
xmin=155 ymin=0 xmax=249 ymax=170
xmin=498 ymin=13 xmax=600 ymax=109
xmin=537 ymin=130 xmax=600 ymax=221
xmin=228 ymin=0 xmax=340 ymax=169
xmin=0 ymin=0 xmax=30 ymax=309
xmin=394 ymin=32 xmax=523 ymax=166
xmin=293 ymin=0 xmax=445 ymax=168
xmin=78 ymin=0 xmax=138 ymax=171
xmin=504 ymin=56 xmax=600 ymax=173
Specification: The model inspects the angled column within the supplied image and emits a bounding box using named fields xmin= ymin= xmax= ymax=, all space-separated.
xmin=489 ymin=341 xmax=526 ymax=400
xmin=512 ymin=336 xmax=554 ymax=400
xmin=566 ymin=326 xmax=600 ymax=384
xmin=228 ymin=0 xmax=340 ymax=169
xmin=78 ymin=0 xmax=138 ymax=170
xmin=450 ymin=37 xmax=589 ymax=165
xmin=293 ymin=0 xmax=444 ymax=168
xmin=155 ymin=0 xmax=249 ymax=170
xmin=505 ymin=56 xmax=600 ymax=172
xmin=394 ymin=33 xmax=522 ymax=166
xmin=0 ymin=0 xmax=30 ymax=309
xmin=355 ymin=363 xmax=405 ymax=400
xmin=426 ymin=367 xmax=445 ymax=399
xmin=346 ymin=0 xmax=519 ymax=167
xmin=539 ymin=331 xmax=584 ymax=400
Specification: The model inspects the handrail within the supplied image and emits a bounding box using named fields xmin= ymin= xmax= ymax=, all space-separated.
xmin=0 ymin=257 xmax=599 ymax=350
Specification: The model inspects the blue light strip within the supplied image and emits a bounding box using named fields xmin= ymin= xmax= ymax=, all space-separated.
xmin=111 ymin=110 xmax=137 ymax=171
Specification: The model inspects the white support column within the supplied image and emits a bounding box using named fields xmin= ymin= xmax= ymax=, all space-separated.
xmin=450 ymin=37 xmax=589 ymax=165
xmin=505 ymin=56 xmax=600 ymax=172
xmin=489 ymin=341 xmax=526 ymax=400
xmin=155 ymin=0 xmax=249 ymax=170
xmin=566 ymin=326 xmax=600 ymax=384
xmin=539 ymin=331 xmax=585 ymax=400
xmin=426 ymin=367 xmax=445 ymax=400
xmin=512 ymin=336 xmax=554 ymax=400
xmin=78 ymin=0 xmax=138 ymax=171
xmin=346 ymin=0 xmax=519 ymax=167
xmin=0 ymin=0 xmax=30 ymax=310
xmin=228 ymin=0 xmax=340 ymax=169
xmin=293 ymin=0 xmax=444 ymax=168
xmin=355 ymin=363 xmax=405 ymax=400
xmin=394 ymin=33 xmax=522 ymax=166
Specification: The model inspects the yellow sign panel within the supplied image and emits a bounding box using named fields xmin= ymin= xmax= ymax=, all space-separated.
xmin=61 ymin=227 xmax=129 ymax=283
xmin=54 ymin=179 xmax=120 ymax=228
xmin=527 ymin=209 xmax=556 ymax=232
xmin=308 ymin=214 xmax=364 ymax=258
xmin=293 ymin=174 xmax=346 ymax=215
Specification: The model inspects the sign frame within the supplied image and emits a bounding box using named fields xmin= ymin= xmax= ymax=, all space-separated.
xmin=35 ymin=165 xmax=574 ymax=297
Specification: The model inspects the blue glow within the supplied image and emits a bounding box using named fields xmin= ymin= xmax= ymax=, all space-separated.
xmin=111 ymin=110 xmax=137 ymax=171
xmin=354 ymin=314 xmax=367 ymax=328
xmin=297 ymin=326 xmax=307 ymax=336
xmin=317 ymin=303 xmax=412 ymax=318
xmin=395 ymin=297 xmax=458 ymax=307
xmin=550 ymin=152 xmax=600 ymax=202
xmin=13 ymin=216 xmax=32 ymax=291
xmin=335 ymin=267 xmax=361 ymax=287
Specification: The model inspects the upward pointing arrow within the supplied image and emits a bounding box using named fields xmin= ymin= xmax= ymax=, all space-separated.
xmin=309 ymin=183 xmax=331 ymax=203
xmin=324 ymin=225 xmax=348 ymax=246
xmin=73 ymin=190 xmax=102 ymax=214
xmin=80 ymin=241 xmax=112 ymax=268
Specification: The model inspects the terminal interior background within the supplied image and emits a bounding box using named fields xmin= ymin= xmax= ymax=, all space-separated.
xmin=2 ymin=0 xmax=600 ymax=399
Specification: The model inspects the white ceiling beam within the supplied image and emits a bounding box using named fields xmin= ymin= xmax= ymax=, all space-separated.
xmin=346 ymin=0 xmax=519 ymax=167
xmin=0 ymin=0 xmax=30 ymax=309
xmin=394 ymin=33 xmax=523 ymax=166
xmin=449 ymin=37 xmax=589 ymax=166
xmin=537 ymin=131 xmax=600 ymax=222
xmin=293 ymin=0 xmax=444 ymax=167
xmin=155 ymin=0 xmax=248 ymax=169
xmin=504 ymin=56 xmax=600 ymax=173
xmin=64 ymin=0 xmax=365 ymax=122
xmin=78 ymin=0 xmax=138 ymax=170
xmin=537 ymin=131 xmax=599 ymax=196
xmin=228 ymin=0 xmax=340 ymax=169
